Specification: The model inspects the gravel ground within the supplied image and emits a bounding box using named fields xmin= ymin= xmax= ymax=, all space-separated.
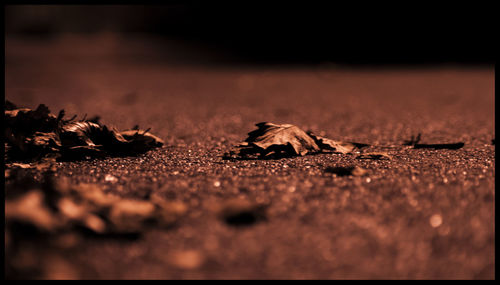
xmin=5 ymin=36 xmax=495 ymax=279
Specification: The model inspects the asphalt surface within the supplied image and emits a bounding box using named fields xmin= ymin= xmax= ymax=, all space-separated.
xmin=4 ymin=36 xmax=495 ymax=279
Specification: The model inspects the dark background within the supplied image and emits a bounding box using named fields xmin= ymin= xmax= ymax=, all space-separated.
xmin=4 ymin=3 xmax=496 ymax=65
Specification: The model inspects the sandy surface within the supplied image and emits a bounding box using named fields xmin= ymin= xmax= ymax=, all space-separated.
xmin=5 ymin=36 xmax=495 ymax=279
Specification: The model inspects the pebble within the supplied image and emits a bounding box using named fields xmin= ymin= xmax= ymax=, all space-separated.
xmin=168 ymin=250 xmax=204 ymax=270
xmin=429 ymin=214 xmax=443 ymax=228
xmin=104 ymin=174 xmax=118 ymax=183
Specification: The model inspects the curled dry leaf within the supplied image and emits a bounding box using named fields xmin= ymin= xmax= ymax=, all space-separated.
xmin=5 ymin=104 xmax=60 ymax=136
xmin=242 ymin=122 xmax=320 ymax=158
xmin=119 ymin=129 xmax=165 ymax=153
xmin=5 ymin=101 xmax=163 ymax=161
xmin=225 ymin=122 xmax=368 ymax=159
xmin=356 ymin=152 xmax=392 ymax=160
xmin=308 ymin=132 xmax=369 ymax=154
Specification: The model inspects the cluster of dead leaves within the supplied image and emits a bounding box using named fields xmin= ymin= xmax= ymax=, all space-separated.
xmin=5 ymin=101 xmax=164 ymax=162
xmin=5 ymin=174 xmax=187 ymax=235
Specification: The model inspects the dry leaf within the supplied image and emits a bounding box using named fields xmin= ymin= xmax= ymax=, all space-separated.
xmin=120 ymin=129 xmax=164 ymax=152
xmin=225 ymin=122 xmax=368 ymax=159
xmin=5 ymin=101 xmax=163 ymax=161
xmin=356 ymin=152 xmax=392 ymax=160
xmin=245 ymin=122 xmax=320 ymax=157
xmin=308 ymin=132 xmax=368 ymax=154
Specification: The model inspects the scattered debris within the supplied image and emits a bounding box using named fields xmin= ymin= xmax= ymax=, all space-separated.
xmin=325 ymin=166 xmax=368 ymax=176
xmin=5 ymin=101 xmax=164 ymax=162
xmin=224 ymin=122 xmax=368 ymax=159
xmin=5 ymin=190 xmax=62 ymax=231
xmin=404 ymin=133 xmax=464 ymax=150
xmin=5 ymin=175 xmax=187 ymax=235
xmin=356 ymin=152 xmax=392 ymax=160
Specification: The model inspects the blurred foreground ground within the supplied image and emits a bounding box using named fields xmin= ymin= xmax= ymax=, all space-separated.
xmin=4 ymin=35 xmax=495 ymax=279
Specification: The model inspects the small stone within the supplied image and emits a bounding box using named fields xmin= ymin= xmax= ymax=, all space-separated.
xmin=429 ymin=214 xmax=443 ymax=228
xmin=168 ymin=250 xmax=204 ymax=270
xmin=104 ymin=174 xmax=118 ymax=183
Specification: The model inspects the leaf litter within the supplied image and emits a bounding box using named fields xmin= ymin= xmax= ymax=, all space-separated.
xmin=5 ymin=102 xmax=179 ymax=235
xmin=4 ymin=101 xmax=177 ymax=278
xmin=5 ymin=173 xmax=187 ymax=235
xmin=5 ymin=103 xmax=475 ymax=278
xmin=5 ymin=100 xmax=164 ymax=163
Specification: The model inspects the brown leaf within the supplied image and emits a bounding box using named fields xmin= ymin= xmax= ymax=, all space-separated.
xmin=308 ymin=132 xmax=369 ymax=154
xmin=5 ymin=104 xmax=60 ymax=137
xmin=5 ymin=102 xmax=164 ymax=161
xmin=225 ymin=122 xmax=320 ymax=159
xmin=356 ymin=152 xmax=392 ymax=160
xmin=60 ymin=123 xmax=163 ymax=156
xmin=225 ymin=122 xmax=369 ymax=159
xmin=61 ymin=122 xmax=128 ymax=148
xmin=247 ymin=122 xmax=320 ymax=156
xmin=120 ymin=129 xmax=164 ymax=151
